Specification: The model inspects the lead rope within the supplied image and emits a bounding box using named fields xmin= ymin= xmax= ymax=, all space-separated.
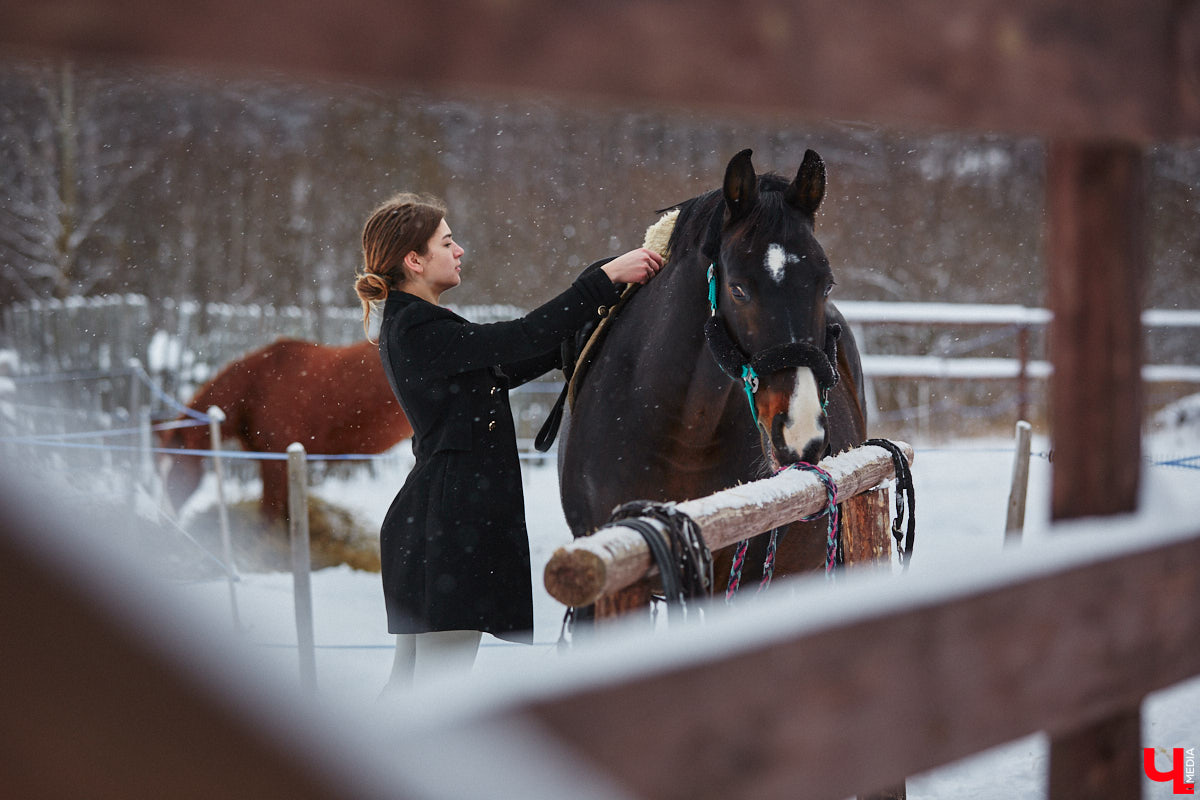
xmin=560 ymin=500 xmax=713 ymax=644
xmin=791 ymin=462 xmax=841 ymax=574
xmin=864 ymin=438 xmax=916 ymax=568
xmin=725 ymin=461 xmax=841 ymax=603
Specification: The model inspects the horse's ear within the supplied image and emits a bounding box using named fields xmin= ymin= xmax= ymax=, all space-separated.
xmin=723 ymin=149 xmax=758 ymax=223
xmin=785 ymin=149 xmax=826 ymax=217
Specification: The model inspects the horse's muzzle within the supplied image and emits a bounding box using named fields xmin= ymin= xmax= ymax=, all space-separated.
xmin=756 ymin=367 xmax=827 ymax=468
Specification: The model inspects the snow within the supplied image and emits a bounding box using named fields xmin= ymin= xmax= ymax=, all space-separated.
xmin=5 ymin=422 xmax=1198 ymax=797
xmin=135 ymin=427 xmax=1200 ymax=799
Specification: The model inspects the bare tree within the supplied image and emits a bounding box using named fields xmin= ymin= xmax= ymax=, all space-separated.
xmin=0 ymin=60 xmax=159 ymax=301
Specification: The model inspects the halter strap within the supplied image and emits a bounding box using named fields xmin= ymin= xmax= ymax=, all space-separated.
xmin=704 ymin=258 xmax=840 ymax=426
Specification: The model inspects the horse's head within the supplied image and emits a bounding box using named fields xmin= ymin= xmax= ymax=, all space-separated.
xmin=704 ymin=148 xmax=839 ymax=469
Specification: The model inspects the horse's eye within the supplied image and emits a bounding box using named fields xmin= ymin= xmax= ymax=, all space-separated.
xmin=824 ymin=281 xmax=836 ymax=298
xmin=730 ymin=284 xmax=749 ymax=302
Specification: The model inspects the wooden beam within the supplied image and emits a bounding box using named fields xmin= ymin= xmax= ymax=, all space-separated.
xmin=520 ymin=521 xmax=1200 ymax=800
xmin=544 ymin=442 xmax=913 ymax=607
xmin=2 ymin=1 xmax=1199 ymax=139
xmin=1045 ymin=141 xmax=1145 ymax=520
xmin=0 ymin=508 xmax=366 ymax=799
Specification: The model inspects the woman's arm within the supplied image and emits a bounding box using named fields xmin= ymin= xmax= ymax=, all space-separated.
xmin=499 ymin=347 xmax=562 ymax=389
xmin=402 ymin=249 xmax=661 ymax=379
xmin=402 ymin=269 xmax=619 ymax=378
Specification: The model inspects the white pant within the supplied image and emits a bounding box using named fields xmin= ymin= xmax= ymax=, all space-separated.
xmin=381 ymin=630 xmax=482 ymax=694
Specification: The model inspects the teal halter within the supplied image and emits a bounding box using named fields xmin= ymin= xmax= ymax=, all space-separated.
xmin=708 ymin=263 xmax=761 ymax=425
xmin=706 ymin=261 xmax=839 ymax=432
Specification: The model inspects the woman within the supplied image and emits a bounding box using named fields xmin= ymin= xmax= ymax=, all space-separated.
xmin=354 ymin=193 xmax=662 ymax=692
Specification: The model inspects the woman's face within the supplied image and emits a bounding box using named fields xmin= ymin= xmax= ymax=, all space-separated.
xmin=417 ymin=218 xmax=465 ymax=294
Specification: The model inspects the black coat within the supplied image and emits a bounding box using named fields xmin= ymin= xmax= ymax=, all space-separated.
xmin=377 ymin=268 xmax=620 ymax=642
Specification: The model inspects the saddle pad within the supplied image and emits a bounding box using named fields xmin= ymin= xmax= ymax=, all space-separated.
xmin=567 ymin=282 xmax=640 ymax=408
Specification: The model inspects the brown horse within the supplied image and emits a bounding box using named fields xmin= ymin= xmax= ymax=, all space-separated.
xmin=159 ymin=338 xmax=413 ymax=521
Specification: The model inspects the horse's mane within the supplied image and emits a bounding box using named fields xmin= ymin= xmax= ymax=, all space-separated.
xmin=658 ymin=173 xmax=795 ymax=265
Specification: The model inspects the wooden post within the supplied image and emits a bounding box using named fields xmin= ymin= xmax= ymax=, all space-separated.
xmin=841 ymin=486 xmax=892 ymax=570
xmin=1045 ymin=140 xmax=1146 ymax=798
xmin=126 ymin=358 xmax=143 ymax=502
xmin=1005 ymin=420 xmax=1033 ymax=544
xmin=844 ymin=484 xmax=906 ymax=800
xmin=1016 ymin=325 xmax=1031 ymax=425
xmin=207 ymin=405 xmax=239 ymax=629
xmin=287 ymin=442 xmax=317 ymax=693
xmin=1047 ymin=709 xmax=1142 ymax=800
xmin=1046 ymin=140 xmax=1145 ymax=521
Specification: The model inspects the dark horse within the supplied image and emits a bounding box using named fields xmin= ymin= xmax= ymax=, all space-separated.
xmin=560 ymin=149 xmax=867 ymax=617
xmin=159 ymin=339 xmax=414 ymax=521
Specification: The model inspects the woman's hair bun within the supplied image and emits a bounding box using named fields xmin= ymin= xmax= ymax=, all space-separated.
xmin=355 ymin=271 xmax=390 ymax=303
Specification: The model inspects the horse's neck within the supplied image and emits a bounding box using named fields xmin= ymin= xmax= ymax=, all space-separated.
xmin=621 ymin=258 xmax=744 ymax=438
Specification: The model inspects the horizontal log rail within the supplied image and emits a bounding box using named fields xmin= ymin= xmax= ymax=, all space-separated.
xmin=5 ymin=1 xmax=1198 ymax=139
xmin=521 ymin=518 xmax=1200 ymax=800
xmin=544 ymin=441 xmax=914 ymax=607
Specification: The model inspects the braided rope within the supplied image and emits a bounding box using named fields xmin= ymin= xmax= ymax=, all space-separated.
xmin=789 ymin=462 xmax=841 ymax=574
xmin=724 ymin=537 xmax=751 ymax=602
xmin=725 ymin=460 xmax=842 ymax=602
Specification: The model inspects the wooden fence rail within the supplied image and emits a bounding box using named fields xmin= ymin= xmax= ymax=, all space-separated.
xmin=545 ymin=442 xmax=914 ymax=607
xmin=519 ymin=517 xmax=1200 ymax=800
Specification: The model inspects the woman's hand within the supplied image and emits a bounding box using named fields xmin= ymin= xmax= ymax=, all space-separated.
xmin=601 ymin=248 xmax=665 ymax=285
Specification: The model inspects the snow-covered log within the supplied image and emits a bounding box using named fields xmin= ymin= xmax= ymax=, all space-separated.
xmin=544 ymin=441 xmax=914 ymax=607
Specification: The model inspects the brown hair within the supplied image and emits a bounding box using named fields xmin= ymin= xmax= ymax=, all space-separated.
xmin=354 ymin=192 xmax=447 ymax=339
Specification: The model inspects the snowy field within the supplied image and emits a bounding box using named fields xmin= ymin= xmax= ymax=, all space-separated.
xmin=137 ymin=429 xmax=1200 ymax=800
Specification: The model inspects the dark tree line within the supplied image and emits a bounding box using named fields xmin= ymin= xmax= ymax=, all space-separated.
xmin=2 ymin=56 xmax=1197 ymax=324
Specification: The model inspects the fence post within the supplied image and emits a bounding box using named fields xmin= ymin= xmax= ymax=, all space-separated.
xmin=125 ymin=359 xmax=143 ymax=505
xmin=1016 ymin=324 xmax=1031 ymax=424
xmin=1045 ymin=139 xmax=1146 ymax=799
xmin=841 ymin=486 xmax=892 ymax=570
xmin=129 ymin=359 xmax=154 ymax=493
xmin=1005 ymin=420 xmax=1033 ymax=544
xmin=287 ymin=442 xmax=317 ymax=693
xmin=1047 ymin=708 xmax=1142 ymax=800
xmin=207 ymin=406 xmax=240 ymax=629
xmin=843 ymin=485 xmax=905 ymax=800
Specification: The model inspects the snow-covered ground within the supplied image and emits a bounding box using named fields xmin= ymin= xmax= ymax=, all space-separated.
xmin=145 ymin=430 xmax=1200 ymax=799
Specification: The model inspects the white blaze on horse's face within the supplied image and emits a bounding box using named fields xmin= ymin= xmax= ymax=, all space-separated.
xmin=783 ymin=367 xmax=826 ymax=463
xmin=765 ymin=243 xmax=800 ymax=285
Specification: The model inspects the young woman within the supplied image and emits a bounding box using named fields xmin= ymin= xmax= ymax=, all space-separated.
xmin=354 ymin=193 xmax=662 ymax=692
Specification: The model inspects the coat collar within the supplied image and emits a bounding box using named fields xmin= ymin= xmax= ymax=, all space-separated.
xmin=384 ymin=291 xmax=467 ymax=323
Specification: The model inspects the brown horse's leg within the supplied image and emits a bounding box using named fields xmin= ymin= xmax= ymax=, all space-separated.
xmin=259 ymin=459 xmax=290 ymax=523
